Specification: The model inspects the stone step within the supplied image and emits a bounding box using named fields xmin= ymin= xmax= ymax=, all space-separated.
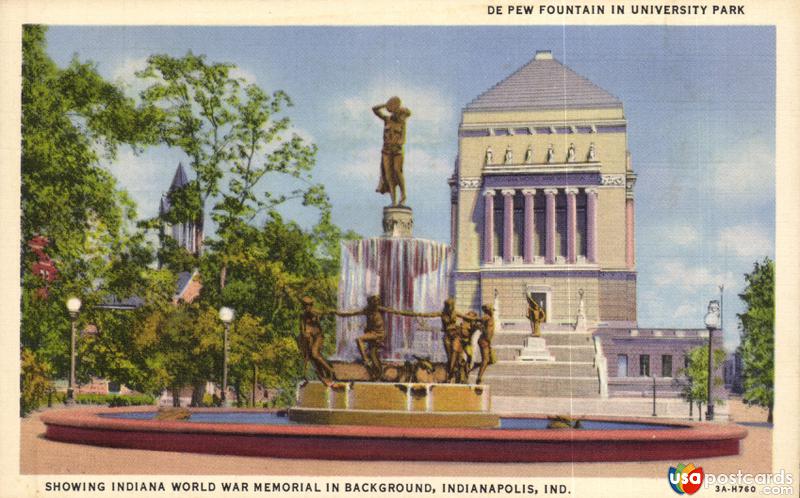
xmin=481 ymin=361 xmax=596 ymax=377
xmin=478 ymin=375 xmax=601 ymax=397
xmin=493 ymin=344 xmax=596 ymax=362
xmin=539 ymin=333 xmax=594 ymax=346
xmin=548 ymin=345 xmax=596 ymax=362
xmin=491 ymin=332 xmax=533 ymax=347
xmin=492 ymin=332 xmax=594 ymax=347
xmin=493 ymin=346 xmax=523 ymax=361
xmin=498 ymin=321 xmax=576 ymax=333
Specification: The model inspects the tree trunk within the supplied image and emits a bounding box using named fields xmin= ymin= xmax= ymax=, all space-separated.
xmin=252 ymin=364 xmax=258 ymax=407
xmin=768 ymin=405 xmax=773 ymax=424
xmin=172 ymin=388 xmax=180 ymax=407
xmin=220 ymin=262 xmax=227 ymax=290
xmin=190 ymin=382 xmax=206 ymax=407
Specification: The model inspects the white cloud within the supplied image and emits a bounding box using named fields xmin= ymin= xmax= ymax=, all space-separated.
xmin=110 ymin=57 xmax=151 ymax=99
xmin=230 ymin=67 xmax=257 ymax=85
xmin=330 ymin=80 xmax=455 ymax=146
xmin=101 ymin=147 xmax=179 ymax=220
xmin=707 ymin=139 xmax=774 ymax=200
xmin=672 ymin=302 xmax=701 ymax=321
xmin=657 ymin=224 xmax=701 ymax=247
xmin=652 ymin=259 xmax=736 ymax=293
xmin=111 ymin=58 xmax=260 ymax=99
xmin=717 ymin=224 xmax=773 ymax=258
xmin=337 ymin=147 xmax=451 ymax=184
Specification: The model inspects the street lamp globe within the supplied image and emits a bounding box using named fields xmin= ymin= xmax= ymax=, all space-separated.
xmin=219 ymin=306 xmax=235 ymax=324
xmin=704 ymin=300 xmax=721 ymax=330
xmin=66 ymin=297 xmax=82 ymax=315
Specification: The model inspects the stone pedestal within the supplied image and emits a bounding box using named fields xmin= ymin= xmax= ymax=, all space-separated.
xmin=290 ymin=381 xmax=498 ymax=428
xmin=382 ymin=206 xmax=413 ymax=238
xmin=517 ymin=337 xmax=555 ymax=362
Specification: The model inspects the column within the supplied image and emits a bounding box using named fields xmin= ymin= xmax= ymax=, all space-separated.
xmin=522 ymin=189 xmax=536 ymax=263
xmin=626 ymin=198 xmax=635 ymax=269
xmin=449 ymin=185 xmax=458 ymax=248
xmin=483 ymin=190 xmax=495 ymax=264
xmin=565 ymin=187 xmax=578 ymax=264
xmin=501 ymin=189 xmax=515 ymax=263
xmin=585 ymin=188 xmax=598 ymax=263
xmin=543 ymin=188 xmax=557 ymax=264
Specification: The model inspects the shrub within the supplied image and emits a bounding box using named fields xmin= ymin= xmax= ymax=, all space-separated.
xmin=75 ymin=393 xmax=156 ymax=407
xmin=20 ymin=349 xmax=53 ymax=416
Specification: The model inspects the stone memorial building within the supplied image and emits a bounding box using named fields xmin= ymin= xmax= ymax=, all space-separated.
xmin=449 ymin=51 xmax=723 ymax=401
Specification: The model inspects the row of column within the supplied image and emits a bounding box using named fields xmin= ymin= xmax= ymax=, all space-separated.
xmin=483 ymin=187 xmax=598 ymax=265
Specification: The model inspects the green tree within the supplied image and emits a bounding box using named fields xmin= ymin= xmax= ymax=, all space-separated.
xmin=677 ymin=345 xmax=726 ymax=419
xmin=136 ymin=53 xmax=321 ymax=266
xmin=198 ymin=215 xmax=341 ymax=406
xmin=137 ymin=53 xmax=355 ymax=404
xmin=738 ymin=258 xmax=775 ymax=423
xmin=133 ymin=302 xmax=222 ymax=406
xmin=21 ymin=25 xmax=159 ymax=409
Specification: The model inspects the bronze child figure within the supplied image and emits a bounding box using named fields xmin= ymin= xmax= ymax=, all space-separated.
xmin=335 ymin=295 xmax=392 ymax=381
xmin=298 ymin=296 xmax=336 ymax=386
xmin=475 ymin=304 xmax=496 ymax=384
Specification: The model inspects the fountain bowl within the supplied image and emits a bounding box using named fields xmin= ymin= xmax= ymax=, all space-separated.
xmin=41 ymin=406 xmax=747 ymax=462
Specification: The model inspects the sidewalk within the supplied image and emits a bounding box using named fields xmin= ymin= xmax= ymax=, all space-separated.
xmin=493 ymin=396 xmax=730 ymax=421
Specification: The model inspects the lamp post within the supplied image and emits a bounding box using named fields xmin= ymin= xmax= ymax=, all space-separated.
xmin=65 ymin=297 xmax=82 ymax=404
xmin=703 ymin=299 xmax=721 ymax=422
xmin=652 ymin=375 xmax=657 ymax=417
xmin=219 ymin=306 xmax=235 ymax=408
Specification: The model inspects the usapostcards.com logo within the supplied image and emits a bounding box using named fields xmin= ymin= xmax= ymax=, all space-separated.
xmin=668 ymin=464 xmax=705 ymax=495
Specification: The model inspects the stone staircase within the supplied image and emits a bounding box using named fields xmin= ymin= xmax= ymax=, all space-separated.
xmin=472 ymin=321 xmax=602 ymax=398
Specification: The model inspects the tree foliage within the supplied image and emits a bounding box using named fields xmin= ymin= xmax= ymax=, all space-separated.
xmin=738 ymin=257 xmax=774 ymax=422
xmin=21 ymin=25 xmax=160 ymax=402
xmin=21 ymin=30 xmax=354 ymax=410
xmin=676 ymin=345 xmax=727 ymax=410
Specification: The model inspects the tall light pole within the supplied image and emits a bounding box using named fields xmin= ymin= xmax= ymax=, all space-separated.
xmin=65 ymin=297 xmax=82 ymax=404
xmin=219 ymin=306 xmax=235 ymax=408
xmin=719 ymin=284 xmax=724 ymax=332
xmin=703 ymin=299 xmax=721 ymax=422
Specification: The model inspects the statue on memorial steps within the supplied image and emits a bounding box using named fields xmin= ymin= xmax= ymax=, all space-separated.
xmin=373 ymin=96 xmax=411 ymax=207
xmin=526 ymin=293 xmax=546 ymax=337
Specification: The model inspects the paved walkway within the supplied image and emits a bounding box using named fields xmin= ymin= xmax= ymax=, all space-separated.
xmin=493 ymin=396 xmax=730 ymax=420
xmin=19 ymin=400 xmax=771 ymax=477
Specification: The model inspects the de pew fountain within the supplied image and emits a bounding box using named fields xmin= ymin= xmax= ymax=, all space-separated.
xmin=42 ymin=96 xmax=747 ymax=462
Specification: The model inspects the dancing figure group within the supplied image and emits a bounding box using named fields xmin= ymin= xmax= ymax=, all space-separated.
xmin=298 ymin=295 xmax=498 ymax=384
xmin=404 ymin=299 xmax=496 ymax=384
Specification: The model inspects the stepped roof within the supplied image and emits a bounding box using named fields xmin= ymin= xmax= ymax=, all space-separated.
xmin=465 ymin=51 xmax=622 ymax=112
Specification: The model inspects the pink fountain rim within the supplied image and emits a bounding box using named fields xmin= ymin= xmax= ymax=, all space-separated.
xmin=41 ymin=406 xmax=748 ymax=443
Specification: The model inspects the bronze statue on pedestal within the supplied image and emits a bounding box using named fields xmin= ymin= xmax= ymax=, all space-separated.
xmin=527 ymin=293 xmax=546 ymax=337
xmin=373 ymin=96 xmax=411 ymax=207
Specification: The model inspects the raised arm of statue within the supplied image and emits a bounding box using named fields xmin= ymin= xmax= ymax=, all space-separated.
xmin=372 ymin=104 xmax=388 ymax=121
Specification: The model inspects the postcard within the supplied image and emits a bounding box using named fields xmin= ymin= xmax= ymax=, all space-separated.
xmin=1 ymin=0 xmax=798 ymax=497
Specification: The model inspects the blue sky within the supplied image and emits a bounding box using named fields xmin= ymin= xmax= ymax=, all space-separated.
xmin=45 ymin=26 xmax=775 ymax=349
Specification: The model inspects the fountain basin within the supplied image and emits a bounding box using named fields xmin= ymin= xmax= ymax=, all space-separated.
xmin=41 ymin=407 xmax=747 ymax=462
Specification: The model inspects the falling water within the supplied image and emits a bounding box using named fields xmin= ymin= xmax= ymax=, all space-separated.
xmin=334 ymin=237 xmax=453 ymax=362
